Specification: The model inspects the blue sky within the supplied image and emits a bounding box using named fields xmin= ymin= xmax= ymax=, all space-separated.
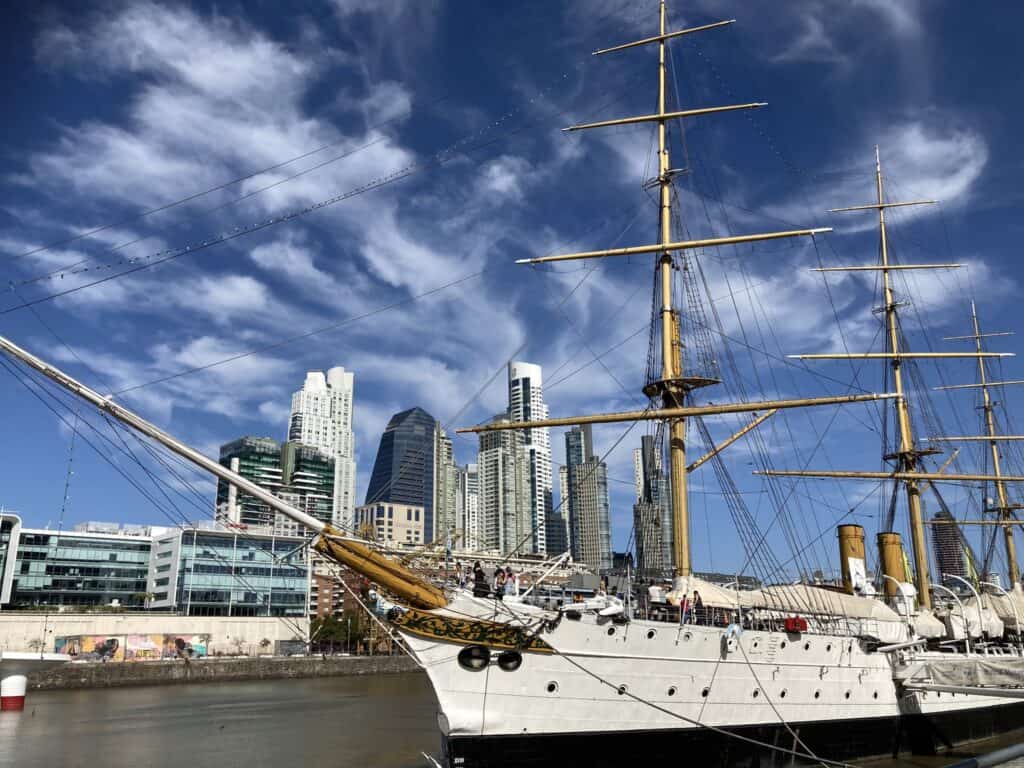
xmin=2 ymin=0 xmax=1023 ymax=583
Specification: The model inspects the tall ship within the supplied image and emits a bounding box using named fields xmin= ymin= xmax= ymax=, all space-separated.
xmin=2 ymin=2 xmax=1024 ymax=766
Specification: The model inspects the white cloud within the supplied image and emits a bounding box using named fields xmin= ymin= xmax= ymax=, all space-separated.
xmin=763 ymin=120 xmax=988 ymax=233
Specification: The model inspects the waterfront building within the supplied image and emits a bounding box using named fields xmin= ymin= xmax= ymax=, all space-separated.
xmin=932 ymin=509 xmax=968 ymax=582
xmin=507 ymin=361 xmax=553 ymax=555
xmin=632 ymin=434 xmax=673 ymax=577
xmin=0 ymin=513 xmax=153 ymax=608
xmin=564 ymin=425 xmax=612 ymax=571
xmin=288 ymin=368 xmax=357 ymax=530
xmin=353 ymin=502 xmax=425 ymax=548
xmin=478 ymin=414 xmax=533 ymax=554
xmin=456 ymin=464 xmax=480 ymax=551
xmin=147 ymin=524 xmax=308 ymax=617
xmin=215 ymin=437 xmax=334 ymax=534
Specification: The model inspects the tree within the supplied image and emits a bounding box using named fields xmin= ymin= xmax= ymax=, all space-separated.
xmin=259 ymin=637 xmax=272 ymax=655
xmin=310 ymin=613 xmax=367 ymax=654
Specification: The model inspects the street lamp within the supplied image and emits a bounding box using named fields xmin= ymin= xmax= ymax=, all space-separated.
xmin=880 ymin=574 xmax=913 ymax=635
xmin=979 ymin=579 xmax=1022 ymax=653
xmin=931 ymin=582 xmax=970 ymax=654
xmin=945 ymin=573 xmax=986 ymax=646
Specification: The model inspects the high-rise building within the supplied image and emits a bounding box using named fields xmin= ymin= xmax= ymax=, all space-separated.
xmin=288 ymin=368 xmax=356 ymax=531
xmin=932 ymin=509 xmax=968 ymax=582
xmin=434 ymin=427 xmax=459 ymax=546
xmin=632 ymin=434 xmax=673 ymax=577
xmin=478 ymin=414 xmax=532 ymax=554
xmin=508 ymin=361 xmax=552 ymax=555
xmin=364 ymin=407 xmax=442 ymax=542
xmin=565 ymin=425 xmax=612 ymax=571
xmin=215 ymin=436 xmax=334 ymax=535
xmin=457 ymin=464 xmax=480 ymax=551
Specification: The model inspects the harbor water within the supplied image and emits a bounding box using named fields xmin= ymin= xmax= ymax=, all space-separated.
xmin=0 ymin=673 xmax=439 ymax=768
xmin=1 ymin=672 xmax=1022 ymax=768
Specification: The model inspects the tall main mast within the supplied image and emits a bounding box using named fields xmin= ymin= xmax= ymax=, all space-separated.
xmin=470 ymin=2 xmax=869 ymax=579
xmin=654 ymin=0 xmax=691 ymax=578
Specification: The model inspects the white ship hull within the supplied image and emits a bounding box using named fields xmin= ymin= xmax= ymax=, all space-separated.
xmin=399 ymin=596 xmax=1024 ymax=767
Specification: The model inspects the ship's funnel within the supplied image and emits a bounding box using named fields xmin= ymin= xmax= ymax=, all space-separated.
xmin=837 ymin=524 xmax=866 ymax=595
xmin=877 ymin=532 xmax=905 ymax=599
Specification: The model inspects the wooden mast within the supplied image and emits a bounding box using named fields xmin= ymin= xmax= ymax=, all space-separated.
xmin=970 ymin=303 xmax=1020 ymax=589
xmin=654 ymin=0 xmax=692 ymax=580
xmin=937 ymin=304 xmax=1021 ymax=589
xmin=872 ymin=146 xmax=932 ymax=609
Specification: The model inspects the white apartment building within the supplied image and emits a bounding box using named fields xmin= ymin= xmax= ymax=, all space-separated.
xmin=477 ymin=415 xmax=532 ymax=555
xmin=288 ymin=367 xmax=356 ymax=531
xmin=457 ymin=463 xmax=479 ymax=551
xmin=507 ymin=361 xmax=552 ymax=555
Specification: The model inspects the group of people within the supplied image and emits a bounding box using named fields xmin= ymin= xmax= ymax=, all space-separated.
xmin=466 ymin=560 xmax=519 ymax=600
xmin=646 ymin=581 xmax=709 ymax=624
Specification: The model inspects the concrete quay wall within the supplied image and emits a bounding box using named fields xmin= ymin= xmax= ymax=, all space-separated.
xmin=0 ymin=613 xmax=308 ymax=655
xmin=26 ymin=654 xmax=420 ymax=691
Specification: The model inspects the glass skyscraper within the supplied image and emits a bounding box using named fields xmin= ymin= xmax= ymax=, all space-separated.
xmin=365 ymin=407 xmax=439 ymax=542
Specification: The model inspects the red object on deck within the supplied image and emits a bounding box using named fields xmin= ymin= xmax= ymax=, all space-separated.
xmin=0 ymin=695 xmax=25 ymax=711
xmin=784 ymin=616 xmax=808 ymax=633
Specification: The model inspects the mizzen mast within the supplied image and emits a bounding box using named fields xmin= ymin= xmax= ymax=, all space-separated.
xmin=780 ymin=147 xmax=1018 ymax=609
xmin=931 ymin=304 xmax=1022 ymax=590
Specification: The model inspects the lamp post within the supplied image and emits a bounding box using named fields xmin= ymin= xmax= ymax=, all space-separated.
xmin=945 ymin=573 xmax=985 ymax=646
xmin=880 ymin=574 xmax=913 ymax=636
xmin=931 ymin=582 xmax=970 ymax=654
xmin=979 ymin=579 xmax=1022 ymax=653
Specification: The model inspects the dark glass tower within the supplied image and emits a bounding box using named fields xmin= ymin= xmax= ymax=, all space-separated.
xmin=365 ymin=407 xmax=438 ymax=542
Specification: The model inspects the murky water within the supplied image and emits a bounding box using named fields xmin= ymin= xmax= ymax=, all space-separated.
xmin=1 ymin=673 xmax=1022 ymax=768
xmin=0 ymin=673 xmax=439 ymax=768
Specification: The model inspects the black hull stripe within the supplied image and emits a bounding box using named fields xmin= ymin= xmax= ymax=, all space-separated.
xmin=443 ymin=702 xmax=1024 ymax=767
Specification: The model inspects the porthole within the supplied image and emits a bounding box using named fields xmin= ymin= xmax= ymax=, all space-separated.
xmin=646 ymin=629 xmax=657 ymax=640
xmin=779 ymin=689 xmax=787 ymax=699
xmin=873 ymin=691 xmax=879 ymax=700
xmin=667 ymin=686 xmax=677 ymax=697
xmin=752 ymin=689 xmax=760 ymax=698
xmin=803 ymin=642 xmax=811 ymax=651
xmin=844 ymin=691 xmax=851 ymax=700
xmin=780 ymin=641 xmax=787 ymax=649
xmin=607 ymin=626 xmax=616 ymax=636
xmin=683 ymin=632 xmax=692 ymax=641
xmin=752 ymin=640 xmax=760 ymax=649
xmin=826 ymin=643 xmax=833 ymax=652
xmin=617 ymin=684 xmax=628 ymax=696
xmin=701 ymin=687 xmax=710 ymax=698
xmin=546 ymin=681 xmax=558 ymax=694
xmin=814 ymin=690 xmax=821 ymax=699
